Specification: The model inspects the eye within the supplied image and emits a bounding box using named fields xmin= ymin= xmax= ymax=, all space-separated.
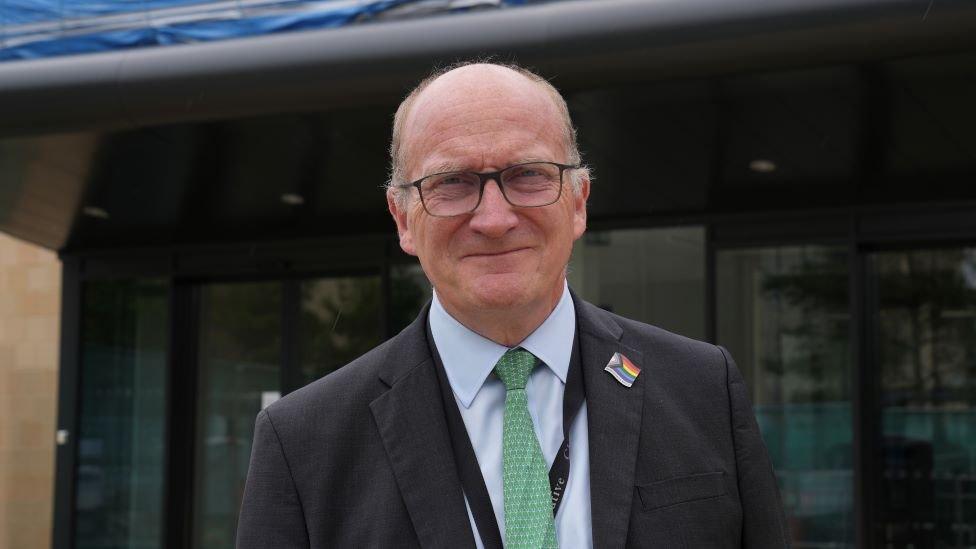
xmin=438 ymin=174 xmax=468 ymax=186
xmin=422 ymin=173 xmax=478 ymax=201
xmin=505 ymin=163 xmax=558 ymax=185
xmin=509 ymin=167 xmax=544 ymax=179
xmin=426 ymin=172 xmax=478 ymax=188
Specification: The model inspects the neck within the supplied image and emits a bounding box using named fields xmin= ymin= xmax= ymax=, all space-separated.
xmin=438 ymin=283 xmax=564 ymax=347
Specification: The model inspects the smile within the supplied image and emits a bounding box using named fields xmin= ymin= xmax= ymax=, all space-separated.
xmin=463 ymin=247 xmax=531 ymax=259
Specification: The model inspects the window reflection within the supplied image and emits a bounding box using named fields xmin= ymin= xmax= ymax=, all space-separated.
xmin=75 ymin=279 xmax=168 ymax=549
xmin=717 ymin=246 xmax=854 ymax=548
xmin=298 ymin=276 xmax=383 ymax=385
xmin=389 ymin=263 xmax=432 ymax=335
xmin=193 ymin=282 xmax=281 ymax=549
xmin=569 ymin=227 xmax=705 ymax=339
xmin=874 ymin=248 xmax=976 ymax=548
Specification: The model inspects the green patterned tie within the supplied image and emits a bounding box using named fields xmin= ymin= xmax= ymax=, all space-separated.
xmin=494 ymin=348 xmax=558 ymax=549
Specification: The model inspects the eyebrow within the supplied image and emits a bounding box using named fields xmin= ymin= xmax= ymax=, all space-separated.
xmin=424 ymin=161 xmax=467 ymax=175
xmin=423 ymin=157 xmax=550 ymax=175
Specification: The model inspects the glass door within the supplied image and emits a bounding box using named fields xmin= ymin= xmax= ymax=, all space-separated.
xmin=870 ymin=248 xmax=976 ymax=548
xmin=716 ymin=245 xmax=855 ymax=548
xmin=192 ymin=281 xmax=283 ymax=549
xmin=75 ymin=279 xmax=169 ymax=549
xmin=190 ymin=274 xmax=384 ymax=549
xmin=295 ymin=276 xmax=383 ymax=386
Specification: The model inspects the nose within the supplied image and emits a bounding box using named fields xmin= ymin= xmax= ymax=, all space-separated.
xmin=468 ymin=179 xmax=518 ymax=237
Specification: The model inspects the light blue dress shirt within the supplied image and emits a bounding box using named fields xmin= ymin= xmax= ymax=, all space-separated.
xmin=429 ymin=282 xmax=593 ymax=548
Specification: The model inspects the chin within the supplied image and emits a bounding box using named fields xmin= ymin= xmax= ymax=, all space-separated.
xmin=468 ymin=274 xmax=536 ymax=310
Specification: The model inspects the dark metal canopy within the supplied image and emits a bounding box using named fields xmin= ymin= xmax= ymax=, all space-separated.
xmin=2 ymin=0 xmax=976 ymax=253
xmin=1 ymin=0 xmax=976 ymax=137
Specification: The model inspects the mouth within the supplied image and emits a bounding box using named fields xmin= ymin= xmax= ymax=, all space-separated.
xmin=463 ymin=247 xmax=531 ymax=259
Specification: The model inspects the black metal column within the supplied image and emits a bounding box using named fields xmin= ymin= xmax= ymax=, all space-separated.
xmin=52 ymin=256 xmax=82 ymax=549
xmin=852 ymin=237 xmax=881 ymax=549
xmin=281 ymin=279 xmax=300 ymax=395
xmin=164 ymin=281 xmax=201 ymax=549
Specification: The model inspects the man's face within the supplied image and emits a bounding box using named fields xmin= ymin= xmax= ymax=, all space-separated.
xmin=388 ymin=65 xmax=589 ymax=320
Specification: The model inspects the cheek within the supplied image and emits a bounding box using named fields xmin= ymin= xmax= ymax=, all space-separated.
xmin=557 ymin=215 xmax=582 ymax=259
xmin=406 ymin=210 xmax=431 ymax=246
xmin=410 ymin=218 xmax=461 ymax=264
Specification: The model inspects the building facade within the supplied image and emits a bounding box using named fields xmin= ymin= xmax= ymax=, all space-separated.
xmin=1 ymin=1 xmax=976 ymax=548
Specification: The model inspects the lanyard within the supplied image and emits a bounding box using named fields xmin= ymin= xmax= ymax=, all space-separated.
xmin=549 ymin=331 xmax=584 ymax=516
xmin=428 ymin=321 xmax=585 ymax=548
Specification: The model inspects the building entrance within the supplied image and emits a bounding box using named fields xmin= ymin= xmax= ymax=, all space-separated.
xmin=63 ymin=234 xmax=976 ymax=549
xmin=71 ymin=271 xmax=395 ymax=549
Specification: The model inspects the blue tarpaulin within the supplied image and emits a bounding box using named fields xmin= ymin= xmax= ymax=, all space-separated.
xmin=0 ymin=0 xmax=529 ymax=62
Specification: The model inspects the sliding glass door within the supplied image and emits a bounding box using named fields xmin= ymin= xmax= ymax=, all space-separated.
xmin=75 ymin=280 xmax=169 ymax=549
xmin=192 ymin=281 xmax=283 ymax=548
xmin=871 ymin=248 xmax=976 ymax=548
xmin=715 ymin=244 xmax=976 ymax=548
xmin=189 ymin=274 xmax=383 ymax=549
xmin=69 ymin=241 xmax=976 ymax=549
xmin=296 ymin=276 xmax=384 ymax=386
xmin=72 ymin=269 xmax=399 ymax=549
xmin=716 ymin=246 xmax=855 ymax=548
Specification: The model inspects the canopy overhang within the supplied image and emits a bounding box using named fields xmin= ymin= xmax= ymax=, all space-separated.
xmin=1 ymin=0 xmax=976 ymax=137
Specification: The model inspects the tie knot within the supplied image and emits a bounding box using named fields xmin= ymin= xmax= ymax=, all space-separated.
xmin=494 ymin=348 xmax=536 ymax=391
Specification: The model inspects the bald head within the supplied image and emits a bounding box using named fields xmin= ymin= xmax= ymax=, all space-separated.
xmin=388 ymin=62 xmax=584 ymax=196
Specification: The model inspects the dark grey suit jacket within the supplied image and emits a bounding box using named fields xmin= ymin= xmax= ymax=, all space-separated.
xmin=236 ymin=295 xmax=790 ymax=548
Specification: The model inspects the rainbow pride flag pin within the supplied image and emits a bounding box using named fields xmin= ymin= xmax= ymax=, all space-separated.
xmin=604 ymin=352 xmax=641 ymax=387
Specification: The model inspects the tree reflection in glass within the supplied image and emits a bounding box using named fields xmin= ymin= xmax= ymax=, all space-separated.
xmin=388 ymin=263 xmax=432 ymax=335
xmin=874 ymin=248 xmax=976 ymax=548
xmin=298 ymin=276 xmax=382 ymax=386
xmin=194 ymin=282 xmax=281 ymax=549
xmin=717 ymin=246 xmax=854 ymax=548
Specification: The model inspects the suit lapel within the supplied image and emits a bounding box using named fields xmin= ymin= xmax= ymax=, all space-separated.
xmin=574 ymin=296 xmax=645 ymax=549
xmin=369 ymin=308 xmax=476 ymax=549
xmin=370 ymin=296 xmax=647 ymax=547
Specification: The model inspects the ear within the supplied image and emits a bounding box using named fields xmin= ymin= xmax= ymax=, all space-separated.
xmin=572 ymin=174 xmax=590 ymax=240
xmin=387 ymin=188 xmax=418 ymax=256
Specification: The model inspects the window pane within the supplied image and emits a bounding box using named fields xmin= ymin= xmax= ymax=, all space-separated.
xmin=717 ymin=246 xmax=854 ymax=548
xmin=75 ymin=279 xmax=168 ymax=549
xmin=389 ymin=263 xmax=432 ymax=335
xmin=298 ymin=276 xmax=383 ymax=386
xmin=193 ymin=282 xmax=281 ymax=549
xmin=569 ymin=227 xmax=705 ymax=340
xmin=873 ymin=248 xmax=976 ymax=547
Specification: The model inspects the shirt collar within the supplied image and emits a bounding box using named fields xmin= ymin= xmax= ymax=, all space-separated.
xmin=429 ymin=281 xmax=576 ymax=409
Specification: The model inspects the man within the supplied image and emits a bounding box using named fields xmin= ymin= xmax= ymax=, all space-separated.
xmin=237 ymin=62 xmax=789 ymax=548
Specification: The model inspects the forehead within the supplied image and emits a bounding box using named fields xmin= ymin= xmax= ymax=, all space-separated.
xmin=401 ymin=66 xmax=566 ymax=175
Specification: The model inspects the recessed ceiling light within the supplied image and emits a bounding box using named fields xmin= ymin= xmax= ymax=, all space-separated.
xmin=281 ymin=193 xmax=305 ymax=206
xmin=749 ymin=159 xmax=777 ymax=173
xmin=82 ymin=206 xmax=109 ymax=219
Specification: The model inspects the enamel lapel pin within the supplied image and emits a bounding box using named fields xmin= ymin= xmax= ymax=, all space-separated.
xmin=604 ymin=352 xmax=641 ymax=387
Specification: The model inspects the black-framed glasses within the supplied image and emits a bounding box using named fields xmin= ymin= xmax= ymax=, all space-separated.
xmin=395 ymin=161 xmax=579 ymax=217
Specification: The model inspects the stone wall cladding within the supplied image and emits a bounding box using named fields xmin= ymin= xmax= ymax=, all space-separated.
xmin=0 ymin=233 xmax=60 ymax=549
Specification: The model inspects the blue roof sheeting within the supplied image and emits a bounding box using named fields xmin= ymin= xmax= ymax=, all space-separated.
xmin=0 ymin=0 xmax=528 ymax=61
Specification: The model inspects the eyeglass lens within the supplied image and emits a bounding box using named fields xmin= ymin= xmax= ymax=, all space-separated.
xmin=419 ymin=162 xmax=563 ymax=216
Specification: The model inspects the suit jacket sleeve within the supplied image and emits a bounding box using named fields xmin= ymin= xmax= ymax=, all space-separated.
xmin=720 ymin=346 xmax=792 ymax=548
xmin=236 ymin=409 xmax=310 ymax=549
